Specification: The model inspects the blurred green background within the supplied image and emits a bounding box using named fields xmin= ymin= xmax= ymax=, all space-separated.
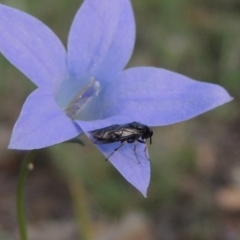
xmin=0 ymin=0 xmax=239 ymax=239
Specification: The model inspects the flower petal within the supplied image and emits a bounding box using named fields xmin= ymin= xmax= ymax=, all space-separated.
xmin=68 ymin=0 xmax=135 ymax=86
xmin=0 ymin=4 xmax=67 ymax=92
xmin=9 ymin=89 xmax=80 ymax=150
xmin=76 ymin=117 xmax=151 ymax=197
xmin=102 ymin=67 xmax=233 ymax=126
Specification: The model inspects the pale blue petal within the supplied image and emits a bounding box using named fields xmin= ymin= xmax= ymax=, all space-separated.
xmin=67 ymin=0 xmax=135 ymax=87
xmin=9 ymin=89 xmax=80 ymax=150
xmin=0 ymin=4 xmax=67 ymax=93
xmin=102 ymin=67 xmax=233 ymax=126
xmin=76 ymin=117 xmax=150 ymax=197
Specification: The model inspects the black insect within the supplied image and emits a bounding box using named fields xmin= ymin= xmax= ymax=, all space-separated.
xmin=88 ymin=122 xmax=153 ymax=163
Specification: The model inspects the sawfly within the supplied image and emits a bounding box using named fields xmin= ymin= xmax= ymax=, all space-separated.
xmin=88 ymin=122 xmax=153 ymax=163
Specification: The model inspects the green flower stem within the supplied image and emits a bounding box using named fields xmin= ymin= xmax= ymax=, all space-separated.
xmin=17 ymin=151 xmax=36 ymax=240
xmin=68 ymin=177 xmax=93 ymax=240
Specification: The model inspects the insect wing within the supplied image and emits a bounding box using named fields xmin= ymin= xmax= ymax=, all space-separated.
xmin=89 ymin=124 xmax=121 ymax=143
xmin=89 ymin=123 xmax=141 ymax=143
xmin=114 ymin=125 xmax=141 ymax=140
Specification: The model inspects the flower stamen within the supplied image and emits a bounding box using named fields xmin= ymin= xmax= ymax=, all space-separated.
xmin=65 ymin=77 xmax=100 ymax=119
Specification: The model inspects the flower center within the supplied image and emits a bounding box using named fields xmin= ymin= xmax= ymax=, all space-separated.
xmin=64 ymin=77 xmax=100 ymax=119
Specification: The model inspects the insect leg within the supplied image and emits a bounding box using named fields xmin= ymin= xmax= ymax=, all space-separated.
xmin=143 ymin=145 xmax=151 ymax=161
xmin=133 ymin=143 xmax=140 ymax=164
xmin=126 ymin=138 xmax=141 ymax=164
xmin=105 ymin=141 xmax=126 ymax=161
xmin=137 ymin=139 xmax=150 ymax=161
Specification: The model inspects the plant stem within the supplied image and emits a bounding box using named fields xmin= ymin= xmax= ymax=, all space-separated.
xmin=16 ymin=151 xmax=35 ymax=240
xmin=68 ymin=177 xmax=93 ymax=240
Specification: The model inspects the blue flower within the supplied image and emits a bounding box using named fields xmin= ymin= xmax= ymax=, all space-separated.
xmin=0 ymin=0 xmax=232 ymax=196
